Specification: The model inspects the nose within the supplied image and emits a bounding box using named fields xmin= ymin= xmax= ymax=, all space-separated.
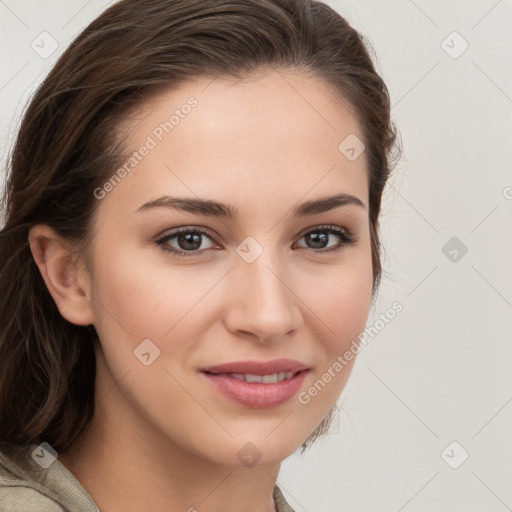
xmin=223 ymin=246 xmax=303 ymax=344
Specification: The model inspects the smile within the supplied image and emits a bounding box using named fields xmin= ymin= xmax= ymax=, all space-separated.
xmin=199 ymin=358 xmax=310 ymax=408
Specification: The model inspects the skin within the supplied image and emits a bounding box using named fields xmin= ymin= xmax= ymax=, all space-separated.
xmin=29 ymin=69 xmax=373 ymax=512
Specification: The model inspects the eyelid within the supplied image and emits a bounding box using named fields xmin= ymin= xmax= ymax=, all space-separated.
xmin=156 ymin=225 xmax=220 ymax=247
xmin=294 ymin=223 xmax=354 ymax=240
xmin=157 ymin=224 xmax=213 ymax=235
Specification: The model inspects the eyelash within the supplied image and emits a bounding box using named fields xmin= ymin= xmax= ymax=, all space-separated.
xmin=155 ymin=225 xmax=356 ymax=258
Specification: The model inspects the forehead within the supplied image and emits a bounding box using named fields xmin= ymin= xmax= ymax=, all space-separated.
xmin=103 ymin=70 xmax=368 ymax=218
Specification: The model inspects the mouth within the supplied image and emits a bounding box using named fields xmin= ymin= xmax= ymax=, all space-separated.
xmin=199 ymin=359 xmax=310 ymax=408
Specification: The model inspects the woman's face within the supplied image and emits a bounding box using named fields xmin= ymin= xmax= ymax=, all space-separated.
xmin=83 ymin=69 xmax=373 ymax=466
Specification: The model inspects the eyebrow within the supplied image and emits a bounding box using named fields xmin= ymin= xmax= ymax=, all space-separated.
xmin=135 ymin=192 xmax=366 ymax=219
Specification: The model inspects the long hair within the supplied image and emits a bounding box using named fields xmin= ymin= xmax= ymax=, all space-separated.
xmin=0 ymin=0 xmax=401 ymax=454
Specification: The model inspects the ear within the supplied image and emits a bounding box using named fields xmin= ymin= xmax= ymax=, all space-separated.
xmin=28 ymin=224 xmax=95 ymax=326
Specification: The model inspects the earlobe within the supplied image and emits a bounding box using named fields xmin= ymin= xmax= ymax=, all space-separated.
xmin=28 ymin=224 xmax=95 ymax=326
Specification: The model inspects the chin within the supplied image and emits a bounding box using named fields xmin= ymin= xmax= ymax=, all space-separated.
xmin=197 ymin=425 xmax=314 ymax=468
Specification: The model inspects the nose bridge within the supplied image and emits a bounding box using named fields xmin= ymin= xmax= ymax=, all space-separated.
xmin=224 ymin=239 xmax=301 ymax=341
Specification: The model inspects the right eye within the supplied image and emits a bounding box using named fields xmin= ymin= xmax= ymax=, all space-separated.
xmin=155 ymin=227 xmax=219 ymax=257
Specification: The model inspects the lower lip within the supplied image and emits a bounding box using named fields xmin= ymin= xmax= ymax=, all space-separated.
xmin=201 ymin=370 xmax=309 ymax=408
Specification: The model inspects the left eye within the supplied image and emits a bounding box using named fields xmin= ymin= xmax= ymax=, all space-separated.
xmin=155 ymin=225 xmax=356 ymax=257
xmin=295 ymin=225 xmax=356 ymax=252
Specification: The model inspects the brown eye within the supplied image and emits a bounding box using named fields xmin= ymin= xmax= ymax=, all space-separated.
xmin=295 ymin=225 xmax=356 ymax=252
xmin=156 ymin=228 xmax=217 ymax=257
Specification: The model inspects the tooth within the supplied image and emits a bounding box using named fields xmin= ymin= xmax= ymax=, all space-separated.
xmin=225 ymin=372 xmax=296 ymax=383
xmin=244 ymin=374 xmax=263 ymax=383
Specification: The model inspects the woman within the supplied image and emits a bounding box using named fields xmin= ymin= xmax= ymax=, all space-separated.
xmin=0 ymin=0 xmax=400 ymax=510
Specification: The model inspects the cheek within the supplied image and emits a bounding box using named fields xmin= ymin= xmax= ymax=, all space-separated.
xmin=92 ymin=241 xmax=184 ymax=330
xmin=336 ymin=271 xmax=373 ymax=347
xmin=88 ymin=241 xmax=220 ymax=358
xmin=304 ymin=251 xmax=374 ymax=354
xmin=295 ymin=256 xmax=373 ymax=420
xmin=90 ymin=253 xmax=157 ymax=337
xmin=87 ymin=240 xmax=175 ymax=365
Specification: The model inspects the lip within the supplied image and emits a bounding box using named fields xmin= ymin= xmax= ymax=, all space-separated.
xmin=199 ymin=359 xmax=310 ymax=408
xmin=200 ymin=358 xmax=309 ymax=376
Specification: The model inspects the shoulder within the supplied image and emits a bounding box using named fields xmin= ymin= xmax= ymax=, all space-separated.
xmin=0 ymin=442 xmax=98 ymax=512
xmin=273 ymin=484 xmax=297 ymax=512
xmin=0 ymin=442 xmax=64 ymax=511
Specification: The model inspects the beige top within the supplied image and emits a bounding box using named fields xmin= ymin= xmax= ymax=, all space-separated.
xmin=0 ymin=442 xmax=295 ymax=512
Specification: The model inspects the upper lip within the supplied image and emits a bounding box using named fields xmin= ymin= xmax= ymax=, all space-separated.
xmin=200 ymin=358 xmax=309 ymax=376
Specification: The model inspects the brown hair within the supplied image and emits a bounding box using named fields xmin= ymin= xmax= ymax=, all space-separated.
xmin=0 ymin=0 xmax=400 ymax=455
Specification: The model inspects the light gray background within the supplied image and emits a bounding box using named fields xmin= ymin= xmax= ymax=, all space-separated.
xmin=1 ymin=1 xmax=511 ymax=511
